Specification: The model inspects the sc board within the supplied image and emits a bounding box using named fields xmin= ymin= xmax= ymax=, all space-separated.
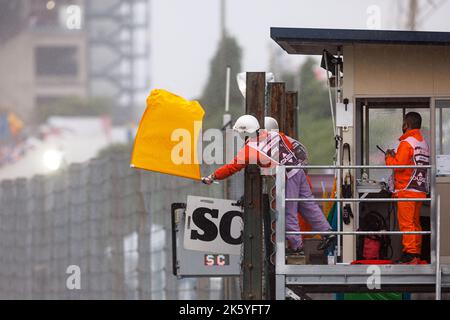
xmin=171 ymin=200 xmax=241 ymax=277
xmin=183 ymin=196 xmax=243 ymax=255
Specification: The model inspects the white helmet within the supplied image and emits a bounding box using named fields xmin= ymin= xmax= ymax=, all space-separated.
xmin=264 ymin=116 xmax=279 ymax=131
xmin=233 ymin=115 xmax=260 ymax=139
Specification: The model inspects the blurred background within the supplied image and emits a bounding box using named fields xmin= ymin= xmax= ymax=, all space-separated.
xmin=0 ymin=0 xmax=448 ymax=299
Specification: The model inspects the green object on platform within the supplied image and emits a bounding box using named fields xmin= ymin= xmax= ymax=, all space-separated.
xmin=341 ymin=292 xmax=404 ymax=300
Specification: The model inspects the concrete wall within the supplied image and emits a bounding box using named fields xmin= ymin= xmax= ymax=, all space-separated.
xmin=0 ymin=152 xmax=225 ymax=299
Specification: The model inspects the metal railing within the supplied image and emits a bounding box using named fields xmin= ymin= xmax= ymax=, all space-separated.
xmin=288 ymin=198 xmax=431 ymax=202
xmin=275 ymin=164 xmax=442 ymax=300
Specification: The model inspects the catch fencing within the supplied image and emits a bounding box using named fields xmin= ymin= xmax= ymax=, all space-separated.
xmin=0 ymin=152 xmax=225 ymax=299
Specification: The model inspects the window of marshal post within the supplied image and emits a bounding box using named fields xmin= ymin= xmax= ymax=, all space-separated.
xmin=363 ymin=101 xmax=431 ymax=182
xmin=365 ymin=100 xmax=450 ymax=178
xmin=436 ymin=100 xmax=450 ymax=176
xmin=436 ymin=100 xmax=450 ymax=154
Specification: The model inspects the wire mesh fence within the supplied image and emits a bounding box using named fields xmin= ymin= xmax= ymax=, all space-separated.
xmin=0 ymin=151 xmax=225 ymax=299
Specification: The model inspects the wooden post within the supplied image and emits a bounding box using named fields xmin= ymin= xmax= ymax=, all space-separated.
xmin=242 ymin=72 xmax=265 ymax=300
xmin=268 ymin=82 xmax=286 ymax=132
xmin=285 ymin=91 xmax=298 ymax=139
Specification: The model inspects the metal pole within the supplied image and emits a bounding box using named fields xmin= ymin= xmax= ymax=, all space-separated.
xmin=430 ymin=97 xmax=437 ymax=266
xmin=285 ymin=165 xmax=432 ymax=169
xmin=407 ymin=0 xmax=418 ymax=30
xmin=286 ymin=231 xmax=431 ymax=235
xmin=222 ymin=67 xmax=233 ymax=300
xmin=336 ymin=128 xmax=342 ymax=258
xmin=222 ymin=65 xmax=232 ymax=206
xmin=242 ymin=72 xmax=265 ymax=300
xmin=436 ymin=195 xmax=441 ymax=300
xmin=286 ymin=198 xmax=431 ymax=202
xmin=225 ymin=66 xmax=231 ymax=113
xmin=220 ymin=0 xmax=226 ymax=38
xmin=335 ymin=48 xmax=342 ymax=259
xmin=129 ymin=0 xmax=135 ymax=118
xmin=275 ymin=166 xmax=286 ymax=300
xmin=439 ymin=107 xmax=443 ymax=154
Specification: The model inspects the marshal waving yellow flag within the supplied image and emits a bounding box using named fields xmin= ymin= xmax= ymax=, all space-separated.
xmin=131 ymin=89 xmax=204 ymax=180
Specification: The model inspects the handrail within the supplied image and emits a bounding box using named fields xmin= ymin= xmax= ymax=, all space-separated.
xmin=287 ymin=198 xmax=431 ymax=202
xmin=286 ymin=231 xmax=431 ymax=235
xmin=276 ymin=164 xmax=433 ymax=238
xmin=285 ymin=165 xmax=431 ymax=169
xmin=436 ymin=195 xmax=442 ymax=300
xmin=274 ymin=164 xmax=440 ymax=300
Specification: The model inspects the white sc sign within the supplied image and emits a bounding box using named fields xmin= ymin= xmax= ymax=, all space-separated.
xmin=183 ymin=196 xmax=243 ymax=255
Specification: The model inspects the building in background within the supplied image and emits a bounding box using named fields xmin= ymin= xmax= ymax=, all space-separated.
xmin=0 ymin=0 xmax=87 ymax=122
xmin=0 ymin=0 xmax=150 ymax=124
xmin=86 ymin=0 xmax=150 ymax=122
xmin=0 ymin=0 xmax=149 ymax=178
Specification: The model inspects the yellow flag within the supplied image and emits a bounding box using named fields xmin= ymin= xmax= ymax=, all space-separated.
xmin=131 ymin=89 xmax=204 ymax=180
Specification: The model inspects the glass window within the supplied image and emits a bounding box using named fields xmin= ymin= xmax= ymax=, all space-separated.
xmin=366 ymin=105 xmax=431 ymax=181
xmin=436 ymin=100 xmax=450 ymax=155
xmin=35 ymin=46 xmax=78 ymax=77
xmin=368 ymin=108 xmax=404 ymax=181
xmin=363 ymin=100 xmax=450 ymax=179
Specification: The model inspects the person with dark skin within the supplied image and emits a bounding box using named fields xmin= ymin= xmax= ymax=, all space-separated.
xmin=385 ymin=112 xmax=430 ymax=264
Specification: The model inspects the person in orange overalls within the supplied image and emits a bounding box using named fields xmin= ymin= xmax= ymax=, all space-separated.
xmin=385 ymin=112 xmax=430 ymax=264
xmin=202 ymin=115 xmax=332 ymax=255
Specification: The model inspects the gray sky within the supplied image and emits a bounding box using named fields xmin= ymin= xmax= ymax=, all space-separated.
xmin=150 ymin=0 xmax=450 ymax=100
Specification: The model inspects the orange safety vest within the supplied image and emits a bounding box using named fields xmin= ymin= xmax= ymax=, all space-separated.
xmin=247 ymin=131 xmax=301 ymax=178
xmin=213 ymin=131 xmax=297 ymax=180
xmin=386 ymin=129 xmax=430 ymax=194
